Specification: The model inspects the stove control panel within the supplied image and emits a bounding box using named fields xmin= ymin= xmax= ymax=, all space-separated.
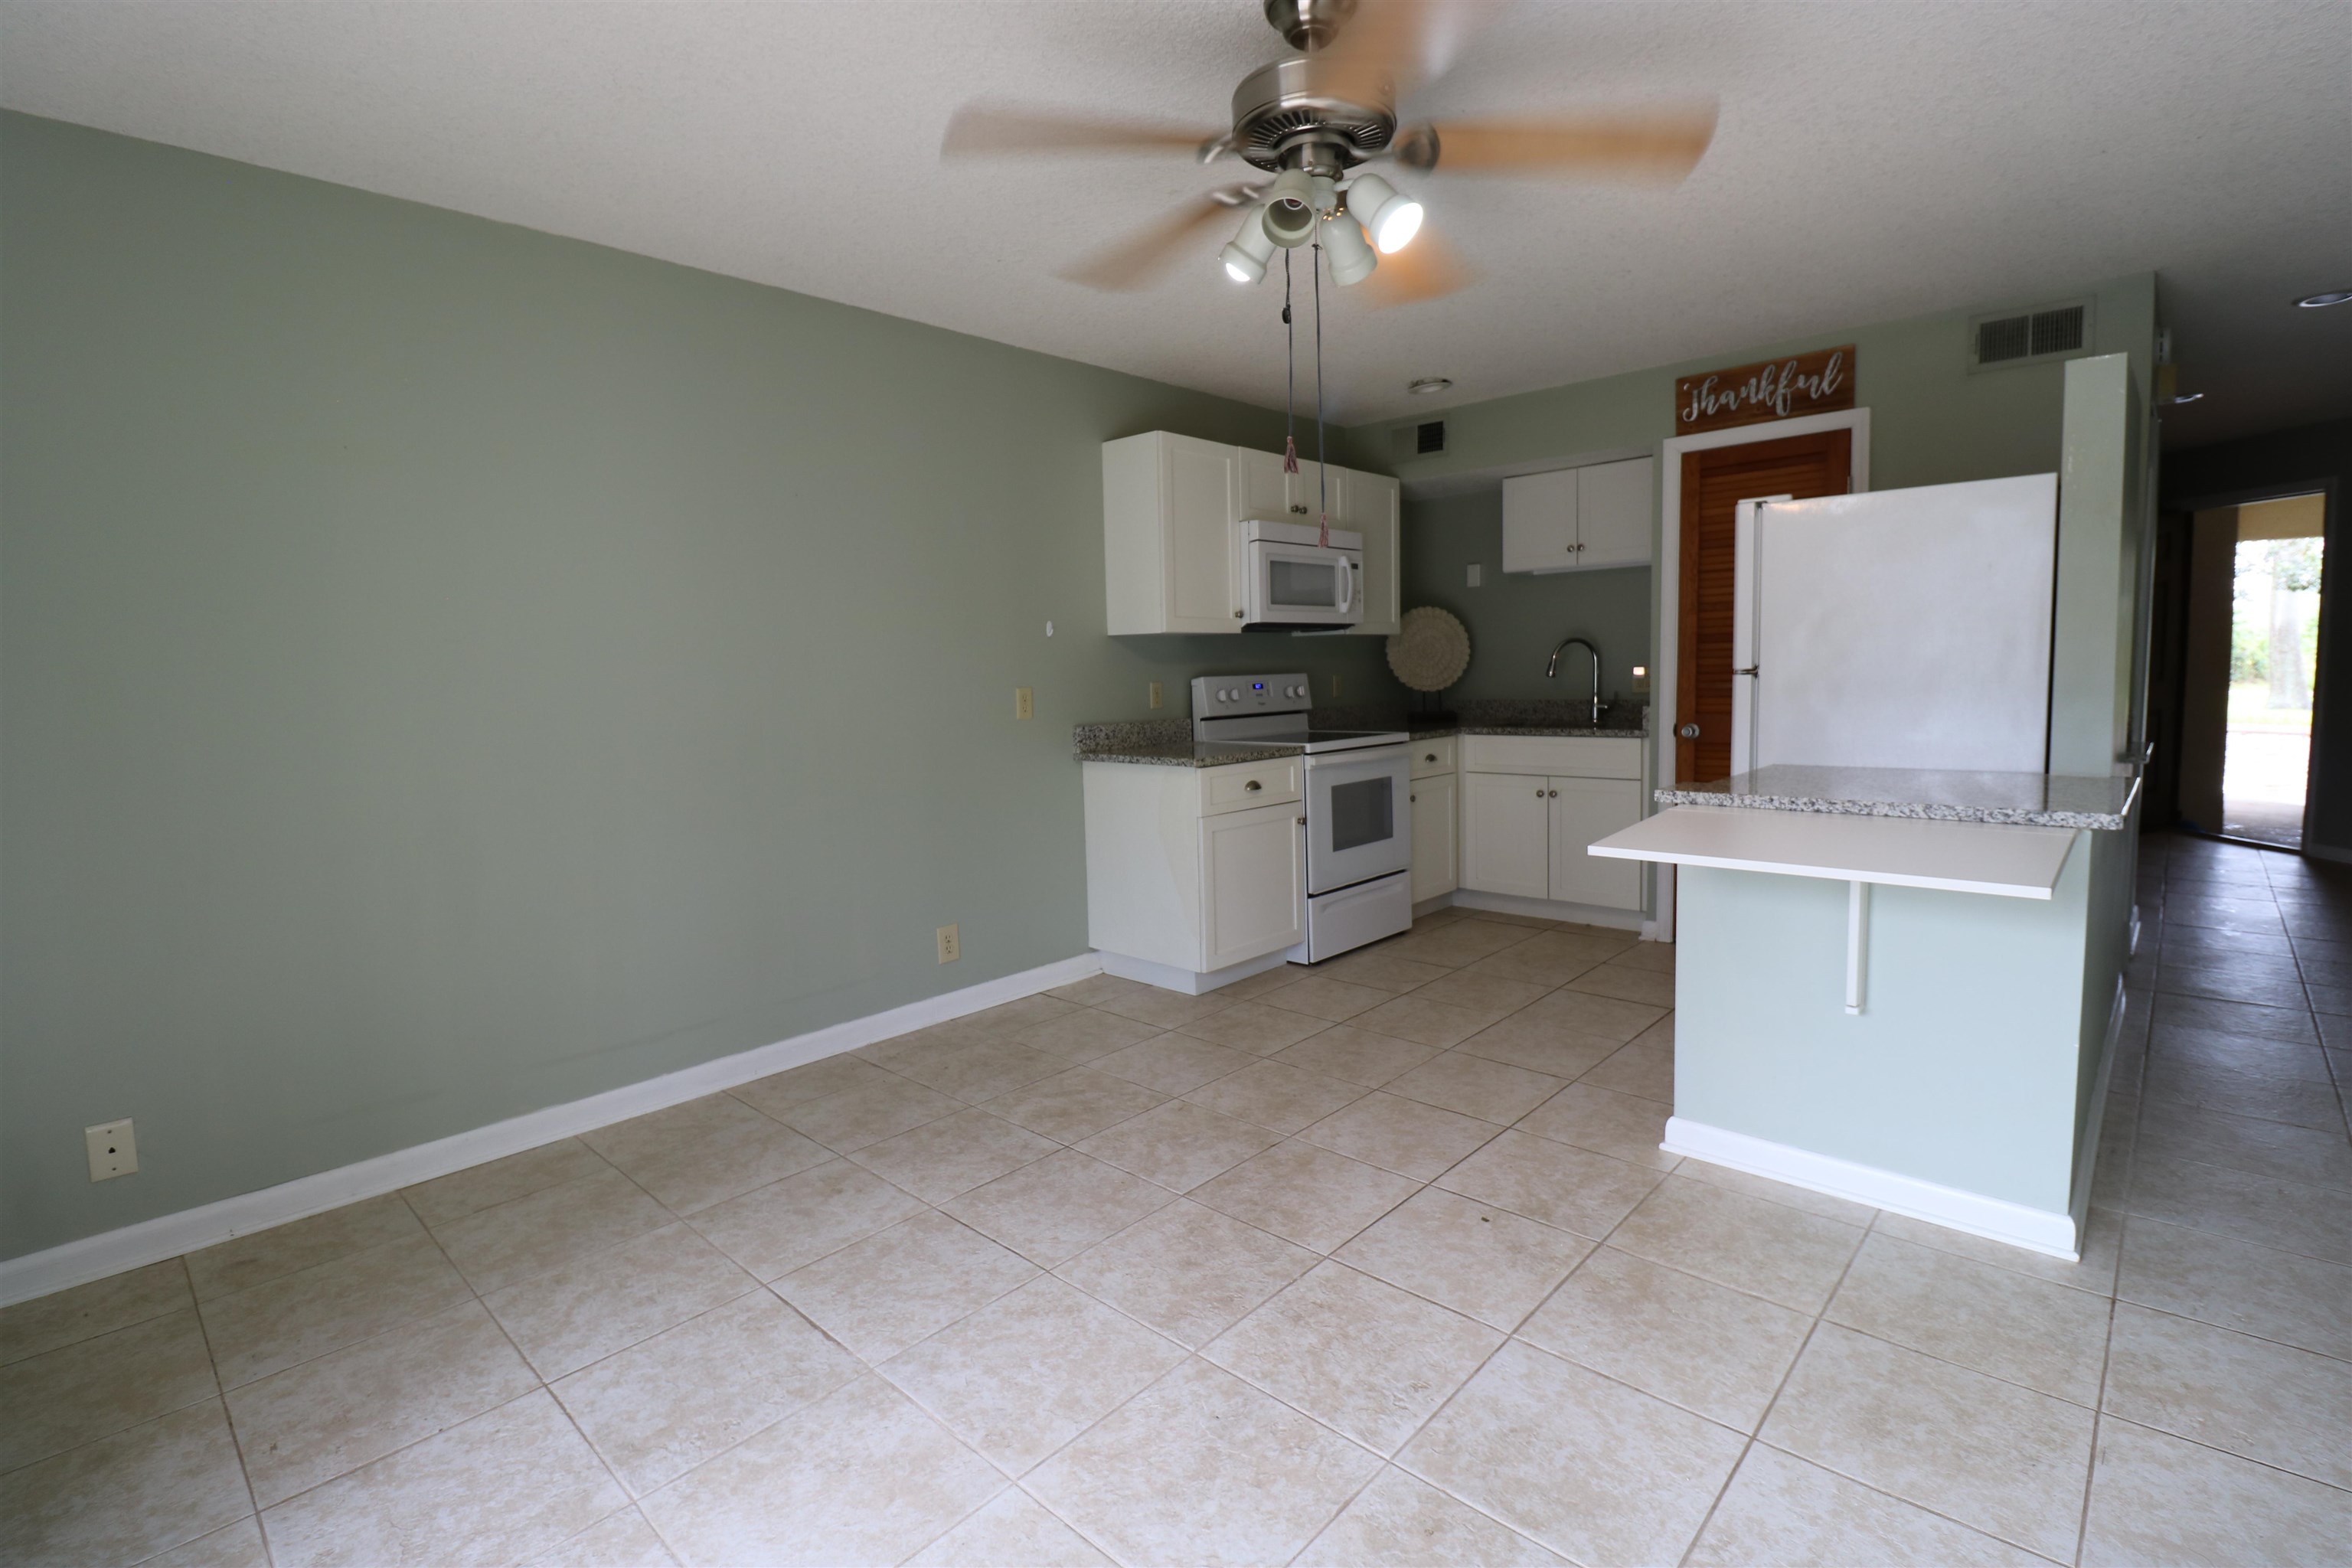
xmin=1191 ymin=672 xmax=1312 ymax=715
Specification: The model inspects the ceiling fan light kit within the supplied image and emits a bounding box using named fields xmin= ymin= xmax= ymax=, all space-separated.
xmin=1344 ymin=172 xmax=1424 ymax=254
xmin=1222 ymin=212 xmax=1279 ymax=283
xmin=1321 ymin=214 xmax=1378 ymax=286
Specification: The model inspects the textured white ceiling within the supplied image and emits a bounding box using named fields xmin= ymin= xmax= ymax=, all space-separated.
xmin=3 ymin=1 xmax=2347 ymax=443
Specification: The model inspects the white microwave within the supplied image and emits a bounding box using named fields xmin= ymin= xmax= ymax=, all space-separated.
xmin=1240 ymin=519 xmax=1363 ymax=631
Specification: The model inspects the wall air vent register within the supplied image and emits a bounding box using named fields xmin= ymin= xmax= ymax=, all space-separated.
xmin=1969 ymin=299 xmax=2093 ymax=371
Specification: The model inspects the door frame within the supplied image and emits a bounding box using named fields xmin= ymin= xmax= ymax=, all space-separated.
xmin=1654 ymin=409 xmax=1872 ymax=936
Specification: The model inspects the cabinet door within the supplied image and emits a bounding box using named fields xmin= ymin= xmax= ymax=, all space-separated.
xmin=1459 ymin=771 xmax=1551 ymax=899
xmin=1200 ymin=800 xmax=1305 ymax=969
xmin=1576 ymin=456 xmax=1655 ymax=570
xmin=1547 ymin=775 xmax=1645 ymax=910
xmin=1350 ymin=471 xmax=1402 ymax=636
xmin=1501 ymin=467 xmax=1579 ymax=573
xmin=1236 ymin=445 xmax=1290 ymax=521
xmin=1164 ymin=435 xmax=1241 ymax=632
xmin=1289 ymin=457 xmax=1337 ymax=524
xmin=1409 ymin=772 xmax=1459 ymax=903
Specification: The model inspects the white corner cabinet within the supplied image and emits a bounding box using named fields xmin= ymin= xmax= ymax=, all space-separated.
xmin=1459 ymin=736 xmax=1645 ymax=910
xmin=1103 ymin=431 xmax=1400 ymax=636
xmin=1501 ymin=456 xmax=1654 ymax=575
xmin=1409 ymin=735 xmax=1459 ymax=904
xmin=1084 ymin=756 xmax=1308 ymax=991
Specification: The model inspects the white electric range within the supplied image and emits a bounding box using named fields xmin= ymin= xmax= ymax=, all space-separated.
xmin=1192 ymin=674 xmax=1414 ymax=962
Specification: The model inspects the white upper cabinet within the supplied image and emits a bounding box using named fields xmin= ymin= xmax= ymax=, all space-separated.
xmin=1105 ymin=432 xmax=1242 ymax=634
xmin=1501 ymin=467 xmax=1579 ymax=573
xmin=1501 ymin=456 xmax=1655 ymax=574
xmin=1576 ymin=457 xmax=1655 ymax=570
xmin=1107 ymin=433 xmax=1402 ymax=637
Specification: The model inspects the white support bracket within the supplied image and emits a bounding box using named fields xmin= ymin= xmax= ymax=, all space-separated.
xmin=1845 ymin=880 xmax=1871 ymax=1014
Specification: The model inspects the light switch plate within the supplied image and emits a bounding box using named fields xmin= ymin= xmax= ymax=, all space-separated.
xmin=87 ymin=1119 xmax=137 ymax=1181
xmin=1014 ymin=688 xmax=1034 ymax=720
xmin=1467 ymin=564 xmax=1482 ymax=587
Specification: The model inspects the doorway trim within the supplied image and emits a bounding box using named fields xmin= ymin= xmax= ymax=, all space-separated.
xmin=1655 ymin=409 xmax=1872 ymax=935
xmin=2164 ymin=475 xmax=2340 ymax=861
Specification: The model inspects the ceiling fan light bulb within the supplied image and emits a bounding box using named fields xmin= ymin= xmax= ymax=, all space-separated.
xmin=1259 ymin=169 xmax=1320 ymax=249
xmin=1348 ymin=173 xmax=1424 ymax=253
xmin=1221 ymin=207 xmax=1276 ymax=283
xmin=1321 ymin=214 xmax=1378 ymax=286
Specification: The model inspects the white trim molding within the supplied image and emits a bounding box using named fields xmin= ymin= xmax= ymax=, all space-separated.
xmin=1448 ymin=890 xmax=1646 ymax=932
xmin=1661 ymin=1115 xmax=2082 ymax=1260
xmin=0 ymin=952 xmax=1104 ymax=1308
xmin=1654 ymin=407 xmax=1872 ymax=938
xmin=2066 ymin=977 xmax=2129 ymax=1238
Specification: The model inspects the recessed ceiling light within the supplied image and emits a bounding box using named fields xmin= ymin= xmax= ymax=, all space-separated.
xmin=2295 ymin=290 xmax=2352 ymax=308
xmin=1408 ymin=377 xmax=1453 ymax=395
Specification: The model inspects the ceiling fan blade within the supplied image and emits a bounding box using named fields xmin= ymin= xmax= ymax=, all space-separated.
xmin=1361 ymin=227 xmax=1473 ymax=308
xmin=1061 ymin=189 xmax=1258 ymax=292
xmin=1400 ymin=102 xmax=1719 ymax=181
xmin=1310 ymin=0 xmax=1497 ymax=107
xmin=942 ymin=105 xmax=1223 ymax=159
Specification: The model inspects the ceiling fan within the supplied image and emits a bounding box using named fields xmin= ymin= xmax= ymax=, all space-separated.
xmin=941 ymin=0 xmax=1718 ymax=305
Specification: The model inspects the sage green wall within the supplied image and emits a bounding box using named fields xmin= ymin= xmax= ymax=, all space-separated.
xmin=1400 ymin=492 xmax=1651 ymax=704
xmin=1372 ymin=275 xmax=2160 ymax=707
xmin=0 ymin=113 xmax=1403 ymax=1260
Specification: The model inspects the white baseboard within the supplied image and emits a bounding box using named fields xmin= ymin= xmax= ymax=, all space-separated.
xmin=1661 ymin=1116 xmax=2081 ymax=1260
xmin=2305 ymin=841 xmax=2352 ymax=866
xmin=0 ymin=952 xmax=1104 ymax=1308
xmin=2066 ymin=977 xmax=2128 ymax=1236
xmin=1096 ymin=947 xmax=1291 ymax=997
xmin=1449 ymin=890 xmax=1645 ymax=932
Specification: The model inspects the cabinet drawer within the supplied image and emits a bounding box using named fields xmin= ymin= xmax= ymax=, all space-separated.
xmin=1409 ymin=736 xmax=1457 ymax=778
xmin=1199 ymin=757 xmax=1304 ymax=815
xmin=1461 ymin=734 xmax=1641 ymax=779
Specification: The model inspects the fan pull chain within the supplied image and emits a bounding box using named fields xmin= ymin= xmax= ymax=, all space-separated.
xmin=1313 ymin=239 xmax=1328 ymax=549
xmin=1282 ymin=250 xmax=1298 ymax=475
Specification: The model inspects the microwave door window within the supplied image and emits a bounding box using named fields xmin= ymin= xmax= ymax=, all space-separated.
xmin=1327 ymin=776 xmax=1396 ymax=853
xmin=1269 ymin=558 xmax=1338 ymax=609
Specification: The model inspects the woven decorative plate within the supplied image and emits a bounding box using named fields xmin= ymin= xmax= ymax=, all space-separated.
xmin=1386 ymin=606 xmax=1472 ymax=693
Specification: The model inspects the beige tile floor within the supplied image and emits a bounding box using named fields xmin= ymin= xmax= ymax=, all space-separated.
xmin=5 ymin=831 xmax=2350 ymax=1566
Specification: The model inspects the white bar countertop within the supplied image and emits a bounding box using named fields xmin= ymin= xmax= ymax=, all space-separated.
xmin=1589 ymin=805 xmax=2079 ymax=899
xmin=1654 ymin=764 xmax=2139 ymax=831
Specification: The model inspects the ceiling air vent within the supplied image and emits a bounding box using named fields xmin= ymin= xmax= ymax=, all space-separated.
xmin=1969 ymin=299 xmax=2094 ymax=372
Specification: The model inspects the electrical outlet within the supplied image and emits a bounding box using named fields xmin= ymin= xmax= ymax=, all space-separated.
xmin=87 ymin=1119 xmax=137 ymax=1181
xmin=1467 ymin=564 xmax=1482 ymax=588
xmin=1014 ymin=687 xmax=1034 ymax=720
xmin=1148 ymin=681 xmax=1164 ymax=709
xmin=936 ymin=923 xmax=960 ymax=964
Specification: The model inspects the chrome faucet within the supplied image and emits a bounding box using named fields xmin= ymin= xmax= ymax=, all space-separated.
xmin=1545 ymin=635 xmax=1604 ymax=725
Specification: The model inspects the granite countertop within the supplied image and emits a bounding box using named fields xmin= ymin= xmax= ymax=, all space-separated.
xmin=1655 ymin=764 xmax=2142 ymax=831
xmin=1076 ymin=701 xmax=1651 ymax=767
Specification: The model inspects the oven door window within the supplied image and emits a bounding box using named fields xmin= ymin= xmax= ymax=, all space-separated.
xmin=1327 ymin=775 xmax=1396 ymax=852
xmin=1268 ymin=557 xmax=1341 ymax=610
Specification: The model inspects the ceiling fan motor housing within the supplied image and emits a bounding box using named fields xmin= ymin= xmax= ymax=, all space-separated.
xmin=1229 ymin=57 xmax=1395 ymax=174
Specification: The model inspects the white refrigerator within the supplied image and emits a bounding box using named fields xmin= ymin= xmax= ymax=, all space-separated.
xmin=1731 ymin=473 xmax=2060 ymax=775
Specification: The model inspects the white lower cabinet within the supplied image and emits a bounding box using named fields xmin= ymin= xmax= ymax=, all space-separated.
xmin=1409 ymin=773 xmax=1459 ymax=903
xmin=1202 ymin=800 xmax=1308 ymax=970
xmin=1548 ymin=776 xmax=1644 ymax=908
xmin=1084 ymin=760 xmax=1304 ymax=985
xmin=1462 ymin=771 xmax=1553 ymax=900
xmin=1459 ymin=736 xmax=1645 ymax=911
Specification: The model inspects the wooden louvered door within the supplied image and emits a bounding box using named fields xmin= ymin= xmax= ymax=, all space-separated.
xmin=1676 ymin=430 xmax=1853 ymax=783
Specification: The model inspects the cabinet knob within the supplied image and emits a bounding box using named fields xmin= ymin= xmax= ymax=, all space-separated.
xmin=1410 ymin=792 xmax=1417 ymax=802
xmin=1244 ymin=779 xmax=1263 ymax=792
xmin=1536 ymin=789 xmax=1545 ymax=798
xmin=1423 ymin=752 xmax=1437 ymax=762
xmin=1550 ymin=789 xmax=1560 ymax=798
xmin=1296 ymin=815 xmax=1307 ymax=825
xmin=1677 ymin=722 xmax=1700 ymax=739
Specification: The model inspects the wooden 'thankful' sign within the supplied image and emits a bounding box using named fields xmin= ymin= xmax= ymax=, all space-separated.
xmin=1674 ymin=345 xmax=1855 ymax=435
